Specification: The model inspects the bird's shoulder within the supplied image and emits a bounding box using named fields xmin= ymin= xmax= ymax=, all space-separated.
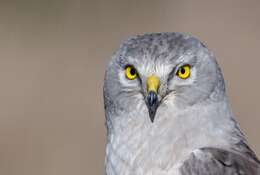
xmin=179 ymin=147 xmax=260 ymax=175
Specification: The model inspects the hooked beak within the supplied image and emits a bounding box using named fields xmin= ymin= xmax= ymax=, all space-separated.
xmin=146 ymin=75 xmax=160 ymax=123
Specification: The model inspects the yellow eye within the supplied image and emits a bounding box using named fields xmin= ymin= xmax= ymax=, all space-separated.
xmin=125 ymin=66 xmax=137 ymax=80
xmin=176 ymin=65 xmax=190 ymax=79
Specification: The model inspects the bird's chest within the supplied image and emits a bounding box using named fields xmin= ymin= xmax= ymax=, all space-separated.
xmin=105 ymin=128 xmax=193 ymax=175
xmin=105 ymin=105 xmax=234 ymax=175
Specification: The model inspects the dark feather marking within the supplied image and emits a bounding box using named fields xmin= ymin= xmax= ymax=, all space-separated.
xmin=180 ymin=147 xmax=260 ymax=175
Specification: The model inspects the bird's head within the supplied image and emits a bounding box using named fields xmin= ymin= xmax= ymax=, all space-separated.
xmin=104 ymin=33 xmax=225 ymax=125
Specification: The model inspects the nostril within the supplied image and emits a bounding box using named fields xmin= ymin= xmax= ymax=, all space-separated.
xmin=147 ymin=91 xmax=158 ymax=106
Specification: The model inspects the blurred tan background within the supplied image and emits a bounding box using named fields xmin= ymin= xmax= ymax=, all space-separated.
xmin=0 ymin=0 xmax=259 ymax=174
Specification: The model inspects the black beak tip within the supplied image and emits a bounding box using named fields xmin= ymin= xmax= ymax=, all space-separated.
xmin=147 ymin=91 xmax=158 ymax=123
xmin=149 ymin=112 xmax=155 ymax=123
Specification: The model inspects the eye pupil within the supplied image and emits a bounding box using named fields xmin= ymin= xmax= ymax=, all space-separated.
xmin=125 ymin=66 xmax=138 ymax=80
xmin=130 ymin=68 xmax=136 ymax=75
xmin=176 ymin=65 xmax=190 ymax=79
xmin=180 ymin=67 xmax=185 ymax=74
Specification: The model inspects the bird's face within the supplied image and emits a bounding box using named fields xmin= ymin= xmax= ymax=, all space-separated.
xmin=104 ymin=33 xmax=224 ymax=124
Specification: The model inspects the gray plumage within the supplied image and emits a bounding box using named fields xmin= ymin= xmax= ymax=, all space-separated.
xmin=103 ymin=32 xmax=260 ymax=175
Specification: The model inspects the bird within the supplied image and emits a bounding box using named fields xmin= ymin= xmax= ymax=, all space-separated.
xmin=103 ymin=32 xmax=260 ymax=175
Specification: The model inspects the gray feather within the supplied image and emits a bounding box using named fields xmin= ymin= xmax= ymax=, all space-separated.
xmin=180 ymin=147 xmax=260 ymax=175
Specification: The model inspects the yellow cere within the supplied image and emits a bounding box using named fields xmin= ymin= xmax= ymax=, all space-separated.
xmin=177 ymin=65 xmax=190 ymax=79
xmin=147 ymin=75 xmax=160 ymax=93
xmin=125 ymin=66 xmax=137 ymax=80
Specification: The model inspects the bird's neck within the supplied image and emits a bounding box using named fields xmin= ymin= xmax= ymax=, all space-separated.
xmin=105 ymin=98 xmax=243 ymax=175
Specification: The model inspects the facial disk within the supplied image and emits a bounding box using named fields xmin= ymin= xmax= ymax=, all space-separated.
xmin=104 ymin=33 xmax=225 ymax=123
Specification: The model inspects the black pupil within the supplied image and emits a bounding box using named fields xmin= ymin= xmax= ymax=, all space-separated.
xmin=130 ymin=68 xmax=136 ymax=75
xmin=180 ymin=67 xmax=185 ymax=74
